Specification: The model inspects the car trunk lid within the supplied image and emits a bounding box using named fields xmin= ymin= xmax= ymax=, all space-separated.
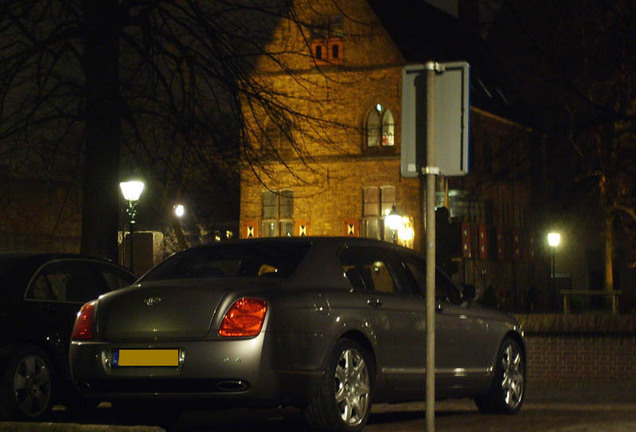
xmin=97 ymin=280 xmax=231 ymax=340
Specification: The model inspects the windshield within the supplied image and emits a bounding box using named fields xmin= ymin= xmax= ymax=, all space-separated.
xmin=140 ymin=241 xmax=311 ymax=282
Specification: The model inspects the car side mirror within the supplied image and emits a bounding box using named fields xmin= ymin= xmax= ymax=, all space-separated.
xmin=462 ymin=285 xmax=478 ymax=302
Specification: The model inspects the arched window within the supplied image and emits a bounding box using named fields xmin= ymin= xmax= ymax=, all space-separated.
xmin=366 ymin=104 xmax=394 ymax=148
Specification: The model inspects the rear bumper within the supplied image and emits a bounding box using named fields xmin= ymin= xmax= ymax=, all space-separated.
xmin=69 ymin=332 xmax=323 ymax=407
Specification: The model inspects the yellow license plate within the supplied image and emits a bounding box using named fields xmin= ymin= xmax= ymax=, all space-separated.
xmin=114 ymin=349 xmax=179 ymax=367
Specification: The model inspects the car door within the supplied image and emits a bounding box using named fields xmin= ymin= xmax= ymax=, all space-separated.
xmin=26 ymin=261 xmax=104 ymax=342
xmin=402 ymin=254 xmax=494 ymax=393
xmin=26 ymin=260 xmax=133 ymax=348
xmin=340 ymin=246 xmax=426 ymax=398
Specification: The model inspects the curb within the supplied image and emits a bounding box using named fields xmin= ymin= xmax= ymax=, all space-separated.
xmin=0 ymin=423 xmax=164 ymax=432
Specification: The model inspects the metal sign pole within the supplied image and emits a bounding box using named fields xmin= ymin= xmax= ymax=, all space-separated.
xmin=424 ymin=60 xmax=438 ymax=432
xmin=402 ymin=60 xmax=469 ymax=432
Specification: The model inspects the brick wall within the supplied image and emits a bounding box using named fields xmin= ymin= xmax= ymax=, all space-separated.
xmin=525 ymin=335 xmax=636 ymax=383
xmin=517 ymin=314 xmax=636 ymax=383
xmin=239 ymin=0 xmax=540 ymax=294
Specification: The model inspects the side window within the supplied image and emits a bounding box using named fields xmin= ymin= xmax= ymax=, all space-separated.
xmin=28 ymin=274 xmax=56 ymax=300
xmin=435 ymin=270 xmax=461 ymax=304
xmin=361 ymin=260 xmax=395 ymax=293
xmin=339 ymin=247 xmax=414 ymax=296
xmin=343 ymin=265 xmax=365 ymax=291
xmin=404 ymin=260 xmax=426 ymax=298
xmin=96 ymin=263 xmax=135 ymax=292
xmin=27 ymin=269 xmax=67 ymax=301
xmin=403 ymin=257 xmax=460 ymax=304
xmin=27 ymin=261 xmax=107 ymax=303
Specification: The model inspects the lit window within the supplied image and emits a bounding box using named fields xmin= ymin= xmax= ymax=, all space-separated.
xmin=362 ymin=185 xmax=396 ymax=242
xmin=261 ymin=190 xmax=294 ymax=237
xmin=366 ymin=105 xmax=394 ymax=148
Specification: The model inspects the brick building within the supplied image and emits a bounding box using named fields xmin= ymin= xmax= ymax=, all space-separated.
xmin=239 ymin=0 xmax=542 ymax=310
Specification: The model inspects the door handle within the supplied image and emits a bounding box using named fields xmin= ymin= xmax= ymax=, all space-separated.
xmin=367 ymin=298 xmax=382 ymax=308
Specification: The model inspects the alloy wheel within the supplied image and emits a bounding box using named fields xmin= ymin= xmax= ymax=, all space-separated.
xmin=333 ymin=347 xmax=371 ymax=427
xmin=13 ymin=354 xmax=52 ymax=418
xmin=500 ymin=342 xmax=524 ymax=411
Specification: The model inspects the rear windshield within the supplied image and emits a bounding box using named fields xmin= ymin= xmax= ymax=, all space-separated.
xmin=140 ymin=241 xmax=311 ymax=282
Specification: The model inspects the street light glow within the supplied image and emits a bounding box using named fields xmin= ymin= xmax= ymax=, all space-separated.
xmin=385 ymin=205 xmax=402 ymax=231
xmin=119 ymin=180 xmax=145 ymax=202
xmin=119 ymin=179 xmax=145 ymax=272
xmin=174 ymin=204 xmax=185 ymax=218
xmin=547 ymin=232 xmax=561 ymax=248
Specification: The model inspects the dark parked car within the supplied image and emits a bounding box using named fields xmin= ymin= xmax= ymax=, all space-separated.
xmin=0 ymin=253 xmax=136 ymax=420
xmin=70 ymin=237 xmax=526 ymax=431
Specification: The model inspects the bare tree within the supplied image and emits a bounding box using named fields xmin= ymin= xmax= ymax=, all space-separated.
xmin=488 ymin=0 xmax=636 ymax=293
xmin=0 ymin=0 xmax=362 ymax=259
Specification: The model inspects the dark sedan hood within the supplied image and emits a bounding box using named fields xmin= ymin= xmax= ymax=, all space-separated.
xmin=96 ymin=279 xmax=256 ymax=340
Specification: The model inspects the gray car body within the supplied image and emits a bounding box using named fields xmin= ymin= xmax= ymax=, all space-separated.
xmin=70 ymin=237 xmax=524 ymax=407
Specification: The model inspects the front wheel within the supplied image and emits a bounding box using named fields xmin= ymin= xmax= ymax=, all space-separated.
xmin=304 ymin=339 xmax=375 ymax=432
xmin=476 ymin=337 xmax=525 ymax=414
xmin=0 ymin=345 xmax=53 ymax=420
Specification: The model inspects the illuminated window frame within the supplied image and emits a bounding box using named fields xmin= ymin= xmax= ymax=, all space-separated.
xmin=366 ymin=104 xmax=394 ymax=149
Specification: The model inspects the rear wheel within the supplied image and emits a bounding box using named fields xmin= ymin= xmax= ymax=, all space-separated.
xmin=0 ymin=345 xmax=53 ymax=420
xmin=304 ymin=339 xmax=374 ymax=432
xmin=476 ymin=337 xmax=525 ymax=414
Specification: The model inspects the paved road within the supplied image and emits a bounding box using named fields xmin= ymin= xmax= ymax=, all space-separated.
xmin=3 ymin=382 xmax=636 ymax=431
xmin=32 ymin=399 xmax=636 ymax=432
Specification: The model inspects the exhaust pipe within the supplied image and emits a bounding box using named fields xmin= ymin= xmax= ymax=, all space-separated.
xmin=216 ymin=380 xmax=249 ymax=392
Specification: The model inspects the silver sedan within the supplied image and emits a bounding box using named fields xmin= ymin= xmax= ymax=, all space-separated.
xmin=70 ymin=237 xmax=525 ymax=431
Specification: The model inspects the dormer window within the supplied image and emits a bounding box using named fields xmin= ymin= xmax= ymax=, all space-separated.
xmin=366 ymin=104 xmax=394 ymax=149
xmin=310 ymin=16 xmax=344 ymax=65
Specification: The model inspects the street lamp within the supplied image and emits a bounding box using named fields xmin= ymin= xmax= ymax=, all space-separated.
xmin=385 ymin=204 xmax=402 ymax=244
xmin=174 ymin=204 xmax=185 ymax=218
xmin=120 ymin=180 xmax=145 ymax=271
xmin=547 ymin=232 xmax=561 ymax=301
xmin=173 ymin=203 xmax=187 ymax=251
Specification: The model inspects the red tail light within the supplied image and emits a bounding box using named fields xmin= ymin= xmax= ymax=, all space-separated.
xmin=73 ymin=301 xmax=96 ymax=340
xmin=219 ymin=298 xmax=267 ymax=337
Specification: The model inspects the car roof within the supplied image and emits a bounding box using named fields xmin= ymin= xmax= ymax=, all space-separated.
xmin=0 ymin=253 xmax=134 ymax=300
xmin=0 ymin=251 xmax=104 ymax=257
xmin=166 ymin=237 xmax=419 ymax=290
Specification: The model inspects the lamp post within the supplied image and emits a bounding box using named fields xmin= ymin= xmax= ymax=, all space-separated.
xmin=547 ymin=232 xmax=561 ymax=307
xmin=385 ymin=204 xmax=402 ymax=244
xmin=120 ymin=180 xmax=144 ymax=271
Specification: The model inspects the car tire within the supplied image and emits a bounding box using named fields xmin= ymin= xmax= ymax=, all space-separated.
xmin=304 ymin=338 xmax=375 ymax=432
xmin=0 ymin=345 xmax=53 ymax=420
xmin=476 ymin=337 xmax=525 ymax=414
